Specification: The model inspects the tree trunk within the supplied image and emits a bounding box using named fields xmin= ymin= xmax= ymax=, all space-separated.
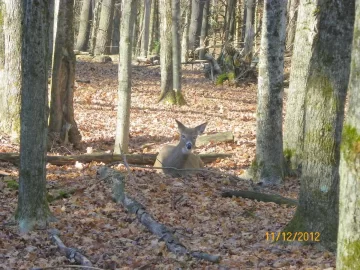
xmin=284 ymin=0 xmax=354 ymax=251
xmin=17 ymin=0 xmax=52 ymax=232
xmin=234 ymin=0 xmax=243 ymax=47
xmin=147 ymin=0 xmax=156 ymax=55
xmin=89 ymin=0 xmax=101 ymax=55
xmin=49 ymin=0 xmax=82 ymax=149
xmin=251 ymin=0 xmax=286 ymax=184
xmin=337 ymin=3 xmax=360 ymax=266
xmin=181 ymin=0 xmax=191 ymax=62
xmin=48 ymin=0 xmax=55 ymax=68
xmin=114 ymin=0 xmax=138 ymax=154
xmin=140 ymin=0 xmax=151 ymax=58
xmin=199 ymin=0 xmax=210 ymax=60
xmin=171 ymin=0 xmax=185 ymax=105
xmin=75 ymin=0 xmax=92 ymax=51
xmin=224 ymin=0 xmax=236 ymax=42
xmin=0 ymin=0 xmax=23 ymax=143
xmin=243 ymin=0 xmax=254 ymax=61
xmin=285 ymin=0 xmax=298 ymax=51
xmin=94 ymin=0 xmax=114 ymax=55
xmin=0 ymin=2 xmax=4 ymax=69
xmin=110 ymin=2 xmax=121 ymax=54
xmin=188 ymin=0 xmax=204 ymax=51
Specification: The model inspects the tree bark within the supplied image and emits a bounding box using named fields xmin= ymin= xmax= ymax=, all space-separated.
xmin=140 ymin=0 xmax=152 ymax=58
xmin=188 ymin=0 xmax=204 ymax=51
xmin=17 ymin=0 xmax=52 ymax=232
xmin=89 ymin=0 xmax=101 ymax=55
xmin=0 ymin=2 xmax=4 ymax=69
xmin=75 ymin=0 xmax=92 ymax=51
xmin=199 ymin=0 xmax=210 ymax=59
xmin=243 ymin=0 xmax=254 ymax=61
xmin=0 ymin=0 xmax=23 ymax=142
xmin=224 ymin=0 xmax=236 ymax=42
xmin=110 ymin=2 xmax=121 ymax=54
xmin=49 ymin=0 xmax=82 ymax=148
xmin=94 ymin=0 xmax=114 ymax=55
xmin=285 ymin=0 xmax=298 ymax=51
xmin=114 ymin=0 xmax=138 ymax=154
xmin=251 ymin=0 xmax=286 ymax=184
xmin=337 ymin=2 xmax=360 ymax=267
xmin=171 ymin=0 xmax=185 ymax=105
xmin=180 ymin=0 xmax=191 ymax=62
xmin=284 ymin=0 xmax=355 ymax=251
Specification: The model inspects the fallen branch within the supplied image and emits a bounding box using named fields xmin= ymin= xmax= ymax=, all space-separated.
xmin=97 ymin=166 xmax=221 ymax=263
xmin=221 ymin=190 xmax=298 ymax=206
xmin=49 ymin=230 xmax=93 ymax=268
xmin=0 ymin=152 xmax=231 ymax=166
xmin=197 ymin=132 xmax=234 ymax=146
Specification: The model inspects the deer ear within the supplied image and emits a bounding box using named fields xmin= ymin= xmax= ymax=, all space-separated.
xmin=196 ymin=122 xmax=207 ymax=135
xmin=175 ymin=119 xmax=186 ymax=133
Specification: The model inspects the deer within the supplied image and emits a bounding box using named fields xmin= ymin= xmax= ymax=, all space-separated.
xmin=154 ymin=120 xmax=208 ymax=176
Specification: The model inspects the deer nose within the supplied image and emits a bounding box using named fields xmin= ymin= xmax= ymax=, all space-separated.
xmin=186 ymin=142 xmax=192 ymax=150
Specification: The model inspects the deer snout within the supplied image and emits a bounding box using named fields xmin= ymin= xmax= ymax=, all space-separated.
xmin=186 ymin=142 xmax=192 ymax=150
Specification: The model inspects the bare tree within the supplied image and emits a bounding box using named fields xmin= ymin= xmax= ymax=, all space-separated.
xmin=75 ymin=0 xmax=92 ymax=51
xmin=49 ymin=0 xmax=82 ymax=148
xmin=140 ymin=0 xmax=152 ymax=57
xmin=114 ymin=0 xmax=138 ymax=154
xmin=0 ymin=0 xmax=23 ymax=142
xmin=17 ymin=0 xmax=52 ymax=232
xmin=94 ymin=0 xmax=115 ymax=55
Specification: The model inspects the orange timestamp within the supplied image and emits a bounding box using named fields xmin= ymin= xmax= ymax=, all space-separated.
xmin=265 ymin=231 xmax=321 ymax=242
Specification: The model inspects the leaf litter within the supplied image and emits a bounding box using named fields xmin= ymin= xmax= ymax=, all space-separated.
xmin=0 ymin=56 xmax=335 ymax=269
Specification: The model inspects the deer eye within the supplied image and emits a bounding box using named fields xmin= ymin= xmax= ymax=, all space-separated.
xmin=181 ymin=135 xmax=186 ymax=140
xmin=193 ymin=136 xmax=197 ymax=140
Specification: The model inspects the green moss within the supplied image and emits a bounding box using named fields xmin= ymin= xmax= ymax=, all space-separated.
xmin=6 ymin=180 xmax=19 ymax=190
xmin=175 ymin=90 xmax=186 ymax=106
xmin=216 ymin=73 xmax=229 ymax=85
xmin=341 ymin=125 xmax=360 ymax=164
xmin=284 ymin=148 xmax=294 ymax=161
xmin=341 ymin=240 xmax=360 ymax=268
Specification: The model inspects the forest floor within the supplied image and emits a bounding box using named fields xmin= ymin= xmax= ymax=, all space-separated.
xmin=0 ymin=56 xmax=335 ymax=269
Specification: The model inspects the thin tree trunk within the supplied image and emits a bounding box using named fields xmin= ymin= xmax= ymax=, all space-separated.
xmin=172 ymin=0 xmax=183 ymax=102
xmin=234 ymin=0 xmax=242 ymax=47
xmin=284 ymin=0 xmax=354 ymax=251
xmin=49 ymin=0 xmax=82 ymax=148
xmin=114 ymin=0 xmax=138 ymax=154
xmin=285 ymin=0 xmax=298 ymax=51
xmin=0 ymin=2 xmax=4 ymax=69
xmin=75 ymin=0 xmax=92 ymax=51
xmin=17 ymin=0 xmax=52 ymax=233
xmin=89 ymin=0 xmax=102 ymax=55
xmin=181 ymin=0 xmax=191 ymax=62
xmin=337 ymin=2 xmax=360 ymax=266
xmin=110 ymin=2 xmax=121 ymax=54
xmin=147 ymin=0 xmax=156 ymax=55
xmin=140 ymin=0 xmax=151 ymax=57
xmin=188 ymin=0 xmax=204 ymax=51
xmin=199 ymin=0 xmax=210 ymax=59
xmin=243 ymin=0 xmax=254 ymax=60
xmin=94 ymin=0 xmax=114 ymax=55
xmin=0 ymin=0 xmax=23 ymax=142
xmin=251 ymin=0 xmax=286 ymax=184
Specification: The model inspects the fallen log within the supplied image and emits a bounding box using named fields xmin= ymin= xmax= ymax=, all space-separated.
xmin=197 ymin=132 xmax=234 ymax=146
xmin=0 ymin=152 xmax=231 ymax=166
xmin=97 ymin=166 xmax=221 ymax=263
xmin=221 ymin=190 xmax=298 ymax=206
xmin=49 ymin=230 xmax=93 ymax=268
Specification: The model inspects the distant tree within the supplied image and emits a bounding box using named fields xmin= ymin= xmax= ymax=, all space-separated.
xmin=17 ymin=0 xmax=52 ymax=232
xmin=199 ymin=0 xmax=210 ymax=59
xmin=49 ymin=0 xmax=81 ymax=149
xmin=114 ymin=0 xmax=138 ymax=154
xmin=284 ymin=0 xmax=354 ymax=250
xmin=140 ymin=0 xmax=152 ymax=57
xmin=250 ymin=0 xmax=286 ymax=184
xmin=75 ymin=0 xmax=92 ymax=51
xmin=243 ymin=0 xmax=254 ymax=61
xmin=337 ymin=5 xmax=360 ymax=267
xmin=89 ymin=0 xmax=101 ymax=55
xmin=110 ymin=2 xmax=121 ymax=54
xmin=188 ymin=0 xmax=205 ymax=51
xmin=0 ymin=2 xmax=4 ymax=69
xmin=158 ymin=0 xmax=186 ymax=105
xmin=94 ymin=0 xmax=114 ymax=55
xmin=223 ymin=0 xmax=236 ymax=42
xmin=0 ymin=0 xmax=23 ymax=142
xmin=181 ymin=0 xmax=191 ymax=62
